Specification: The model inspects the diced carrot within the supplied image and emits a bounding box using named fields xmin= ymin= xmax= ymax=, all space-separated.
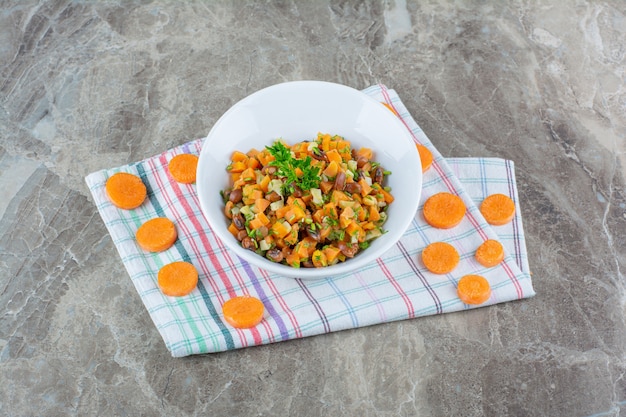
xmin=239 ymin=167 xmax=256 ymax=183
xmin=339 ymin=206 xmax=355 ymax=228
xmin=323 ymin=160 xmax=339 ymax=177
xmin=312 ymin=208 xmax=324 ymax=224
xmin=320 ymin=180 xmax=334 ymax=194
xmin=136 ymin=217 xmax=178 ymax=252
xmin=475 ymin=239 xmax=505 ymax=267
xmin=286 ymin=196 xmax=305 ymax=209
xmin=285 ymin=252 xmax=301 ymax=268
xmin=256 ymin=211 xmax=270 ymax=225
xmin=222 ymin=295 xmax=265 ymax=328
xmin=356 ymin=205 xmax=367 ymax=221
xmin=356 ymin=147 xmax=373 ymax=160
xmin=331 ymin=190 xmax=349 ymax=204
xmin=360 ymin=221 xmax=376 ymax=230
xmin=285 ymin=205 xmax=306 ymax=224
xmin=323 ymin=203 xmax=338 ymax=219
xmin=157 ymin=261 xmax=198 ymax=297
xmin=249 ymin=217 xmax=264 ymax=230
xmin=480 ymin=193 xmax=516 ymax=226
xmin=258 ymin=175 xmax=271 ymax=192
xmin=380 ymin=188 xmax=395 ymax=204
xmin=271 ymin=220 xmax=291 ymax=238
xmin=284 ymin=225 xmax=299 ymax=245
xmin=246 ymin=148 xmax=260 ymax=158
xmin=345 ymin=221 xmax=362 ymax=238
xmin=105 ymin=172 xmax=147 ymax=210
xmin=320 ymin=134 xmax=332 ymax=151
xmin=247 ymin=157 xmax=260 ymax=169
xmin=254 ymin=198 xmax=271 ymax=214
xmin=323 ymin=246 xmax=341 ymax=263
xmin=275 ymin=204 xmax=291 ymax=219
xmin=368 ymin=205 xmax=381 ymax=222
xmin=326 ymin=149 xmax=342 ymax=164
xmin=228 ymin=222 xmax=240 ymax=237
xmin=295 ymin=241 xmax=310 ymax=259
xmin=256 ymin=150 xmax=274 ymax=166
xmin=231 ymin=151 xmax=248 ymax=162
xmin=421 ymin=242 xmax=460 ymax=274
xmin=168 ymin=154 xmax=199 ymax=184
xmin=228 ymin=161 xmax=247 ymax=173
xmin=457 ymin=275 xmax=492 ymax=305
xmin=311 ymin=250 xmax=328 ymax=268
xmin=423 ymin=192 xmax=466 ymax=229
xmin=358 ymin=178 xmax=372 ymax=197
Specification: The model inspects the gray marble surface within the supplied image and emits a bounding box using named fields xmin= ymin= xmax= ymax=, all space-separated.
xmin=1 ymin=1 xmax=625 ymax=416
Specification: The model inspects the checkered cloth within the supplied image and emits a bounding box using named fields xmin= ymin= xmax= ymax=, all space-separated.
xmin=86 ymin=85 xmax=535 ymax=357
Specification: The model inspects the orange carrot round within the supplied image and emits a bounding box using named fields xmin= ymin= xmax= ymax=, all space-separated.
xmin=136 ymin=217 xmax=178 ymax=252
xmin=105 ymin=172 xmax=147 ymax=210
xmin=157 ymin=261 xmax=198 ymax=297
xmin=457 ymin=274 xmax=491 ymax=305
xmin=423 ymin=192 xmax=466 ymax=229
xmin=480 ymin=193 xmax=515 ymax=226
xmin=168 ymin=154 xmax=199 ymax=184
xmin=421 ymin=242 xmax=460 ymax=274
xmin=222 ymin=295 xmax=265 ymax=328
xmin=416 ymin=144 xmax=433 ymax=173
xmin=475 ymin=239 xmax=505 ymax=267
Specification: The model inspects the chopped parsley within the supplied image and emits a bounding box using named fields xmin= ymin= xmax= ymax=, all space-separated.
xmin=266 ymin=141 xmax=321 ymax=194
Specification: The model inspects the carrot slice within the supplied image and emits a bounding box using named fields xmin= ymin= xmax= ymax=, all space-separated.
xmin=416 ymin=144 xmax=433 ymax=173
xmin=222 ymin=295 xmax=265 ymax=328
xmin=105 ymin=172 xmax=147 ymax=210
xmin=157 ymin=261 xmax=198 ymax=297
xmin=168 ymin=154 xmax=199 ymax=184
xmin=457 ymin=274 xmax=492 ymax=305
xmin=422 ymin=192 xmax=466 ymax=229
xmin=475 ymin=239 xmax=505 ymax=267
xmin=135 ymin=217 xmax=177 ymax=252
xmin=421 ymin=242 xmax=460 ymax=274
xmin=480 ymin=193 xmax=516 ymax=226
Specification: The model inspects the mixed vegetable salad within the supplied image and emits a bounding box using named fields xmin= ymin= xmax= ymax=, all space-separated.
xmin=220 ymin=133 xmax=393 ymax=268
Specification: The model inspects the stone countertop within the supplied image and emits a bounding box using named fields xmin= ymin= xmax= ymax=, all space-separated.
xmin=1 ymin=1 xmax=625 ymax=416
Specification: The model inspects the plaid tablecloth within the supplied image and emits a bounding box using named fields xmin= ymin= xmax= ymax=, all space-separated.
xmin=86 ymin=84 xmax=535 ymax=357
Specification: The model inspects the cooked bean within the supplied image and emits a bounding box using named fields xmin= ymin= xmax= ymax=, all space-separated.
xmin=373 ymin=166 xmax=385 ymax=184
xmin=233 ymin=213 xmax=246 ymax=230
xmin=344 ymin=182 xmax=362 ymax=195
xmin=236 ymin=230 xmax=248 ymax=241
xmin=266 ymin=191 xmax=282 ymax=202
xmin=266 ymin=248 xmax=283 ymax=263
xmin=334 ymin=171 xmax=346 ymax=191
xmin=338 ymin=241 xmax=359 ymax=258
xmin=261 ymin=165 xmax=277 ymax=175
xmin=241 ymin=236 xmax=255 ymax=250
xmin=229 ymin=188 xmax=243 ymax=203
xmin=257 ymin=225 xmax=269 ymax=238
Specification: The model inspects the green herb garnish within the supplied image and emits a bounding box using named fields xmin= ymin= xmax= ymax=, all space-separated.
xmin=265 ymin=141 xmax=321 ymax=194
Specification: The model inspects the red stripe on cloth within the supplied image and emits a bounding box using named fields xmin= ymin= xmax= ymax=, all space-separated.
xmin=151 ymin=156 xmax=263 ymax=347
xmin=376 ymin=258 xmax=415 ymax=318
xmin=258 ymin=269 xmax=303 ymax=339
xmin=379 ymin=84 xmax=491 ymax=242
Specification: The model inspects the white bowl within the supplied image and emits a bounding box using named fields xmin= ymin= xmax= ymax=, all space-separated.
xmin=197 ymin=81 xmax=422 ymax=279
